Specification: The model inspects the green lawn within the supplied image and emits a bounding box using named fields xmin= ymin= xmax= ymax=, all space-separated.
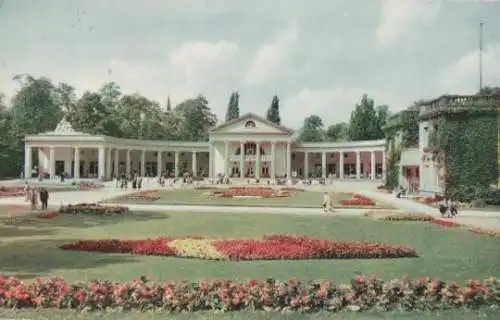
xmin=1 ymin=211 xmax=499 ymax=318
xmin=106 ymin=188 xmax=393 ymax=209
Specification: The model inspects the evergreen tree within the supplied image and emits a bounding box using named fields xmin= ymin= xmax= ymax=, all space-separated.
xmin=225 ymin=91 xmax=240 ymax=121
xmin=166 ymin=95 xmax=172 ymax=112
xmin=266 ymin=95 xmax=281 ymax=125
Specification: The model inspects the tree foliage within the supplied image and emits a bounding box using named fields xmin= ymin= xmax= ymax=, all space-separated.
xmin=298 ymin=115 xmax=324 ymax=142
xmin=225 ymin=91 xmax=240 ymax=122
xmin=348 ymin=95 xmax=386 ymax=141
xmin=266 ymin=95 xmax=281 ymax=125
xmin=325 ymin=122 xmax=348 ymax=142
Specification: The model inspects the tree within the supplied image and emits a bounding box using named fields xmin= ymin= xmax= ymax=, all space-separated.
xmin=175 ymin=95 xmax=217 ymax=141
xmin=225 ymin=91 xmax=240 ymax=122
xmin=375 ymin=104 xmax=390 ymax=138
xmin=55 ymin=82 xmax=76 ymax=113
xmin=298 ymin=115 xmax=325 ymax=142
xmin=347 ymin=94 xmax=382 ymax=141
xmin=266 ymin=95 xmax=281 ymax=125
xmin=325 ymin=122 xmax=348 ymax=141
xmin=166 ymin=95 xmax=172 ymax=112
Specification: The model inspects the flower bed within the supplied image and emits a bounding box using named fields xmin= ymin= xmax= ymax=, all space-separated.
xmin=60 ymin=234 xmax=417 ymax=260
xmin=384 ymin=212 xmax=435 ymax=221
xmin=468 ymin=227 xmax=500 ymax=237
xmin=280 ymin=187 xmax=305 ymax=192
xmin=430 ymin=219 xmax=461 ymax=228
xmin=58 ymin=203 xmax=129 ymax=215
xmin=36 ymin=211 xmax=59 ymax=219
xmin=376 ymin=185 xmax=392 ymax=193
xmin=209 ymin=187 xmax=289 ymax=198
xmin=0 ymin=275 xmax=498 ymax=312
xmin=342 ymin=194 xmax=376 ymax=206
xmin=117 ymin=190 xmax=160 ymax=201
xmin=413 ymin=195 xmax=443 ymax=205
xmin=75 ymin=182 xmax=103 ymax=189
xmin=0 ymin=186 xmax=25 ymax=198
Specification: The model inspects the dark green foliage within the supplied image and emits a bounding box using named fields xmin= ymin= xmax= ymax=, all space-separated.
xmin=348 ymin=95 xmax=385 ymax=141
xmin=385 ymin=139 xmax=400 ymax=189
xmin=225 ymin=92 xmax=240 ymax=122
xmin=438 ymin=113 xmax=498 ymax=201
xmin=400 ymin=109 xmax=419 ymax=148
xmin=298 ymin=115 xmax=324 ymax=142
xmin=266 ymin=95 xmax=281 ymax=125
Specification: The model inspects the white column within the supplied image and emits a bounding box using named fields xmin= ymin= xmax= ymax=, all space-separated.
xmin=255 ymin=142 xmax=261 ymax=178
xmin=209 ymin=142 xmax=214 ymax=179
xmin=49 ymin=147 xmax=55 ymax=178
xmin=73 ymin=147 xmax=80 ymax=181
xmin=371 ymin=151 xmax=376 ymax=180
xmin=286 ymin=142 xmax=292 ymax=179
xmin=339 ymin=151 xmax=344 ymax=179
xmin=304 ymin=152 xmax=309 ymax=179
xmin=106 ymin=148 xmax=112 ymax=179
xmin=271 ymin=142 xmax=276 ymax=179
xmin=239 ymin=141 xmax=245 ymax=178
xmin=114 ymin=149 xmax=119 ymax=177
xmin=157 ymin=151 xmax=163 ymax=178
xmin=192 ymin=151 xmax=197 ymax=176
xmin=224 ymin=141 xmax=229 ymax=176
xmin=98 ymin=146 xmax=105 ymax=180
xmin=322 ymin=152 xmax=327 ymax=178
xmin=174 ymin=151 xmax=179 ymax=177
xmin=355 ymin=151 xmax=361 ymax=180
xmin=126 ymin=149 xmax=131 ymax=176
xmin=382 ymin=151 xmax=387 ymax=180
xmin=24 ymin=146 xmax=32 ymax=179
xmin=140 ymin=149 xmax=146 ymax=177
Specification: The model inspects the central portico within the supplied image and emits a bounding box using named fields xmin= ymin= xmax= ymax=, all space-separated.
xmin=210 ymin=113 xmax=294 ymax=179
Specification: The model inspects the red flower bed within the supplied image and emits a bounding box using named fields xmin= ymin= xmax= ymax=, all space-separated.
xmin=376 ymin=185 xmax=392 ymax=193
xmin=280 ymin=187 xmax=305 ymax=192
xmin=468 ymin=227 xmax=500 ymax=237
xmin=61 ymin=238 xmax=177 ymax=256
xmin=61 ymin=235 xmax=417 ymax=261
xmin=0 ymin=275 xmax=498 ymax=312
xmin=212 ymin=234 xmax=416 ymax=260
xmin=342 ymin=194 xmax=376 ymax=206
xmin=212 ymin=187 xmax=289 ymax=198
xmin=119 ymin=190 xmax=160 ymax=201
xmin=75 ymin=183 xmax=103 ymax=189
xmin=431 ymin=219 xmax=460 ymax=228
xmin=36 ymin=211 xmax=59 ymax=219
xmin=58 ymin=203 xmax=129 ymax=215
xmin=0 ymin=186 xmax=25 ymax=198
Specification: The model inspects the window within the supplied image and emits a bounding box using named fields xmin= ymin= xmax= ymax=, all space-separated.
xmin=245 ymin=120 xmax=256 ymax=128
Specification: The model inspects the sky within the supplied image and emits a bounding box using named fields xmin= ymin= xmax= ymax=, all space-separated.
xmin=1 ymin=0 xmax=500 ymax=129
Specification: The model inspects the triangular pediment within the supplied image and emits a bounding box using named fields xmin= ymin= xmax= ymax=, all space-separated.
xmin=211 ymin=113 xmax=294 ymax=135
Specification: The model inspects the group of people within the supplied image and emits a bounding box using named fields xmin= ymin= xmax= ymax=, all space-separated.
xmin=322 ymin=192 xmax=335 ymax=213
xmin=116 ymin=174 xmax=143 ymax=191
xmin=24 ymin=185 xmax=50 ymax=210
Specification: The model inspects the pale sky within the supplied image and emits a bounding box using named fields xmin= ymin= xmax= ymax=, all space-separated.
xmin=1 ymin=0 xmax=499 ymax=128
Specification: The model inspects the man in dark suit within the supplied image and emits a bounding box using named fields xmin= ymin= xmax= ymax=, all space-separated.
xmin=39 ymin=187 xmax=49 ymax=211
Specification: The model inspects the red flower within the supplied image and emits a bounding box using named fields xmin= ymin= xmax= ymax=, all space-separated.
xmin=431 ymin=220 xmax=460 ymax=228
xmin=248 ymin=279 xmax=257 ymax=286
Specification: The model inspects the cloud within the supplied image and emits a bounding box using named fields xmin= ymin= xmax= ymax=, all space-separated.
xmin=244 ymin=23 xmax=299 ymax=86
xmin=376 ymin=0 xmax=440 ymax=49
xmin=283 ymin=87 xmax=379 ymax=128
xmin=438 ymin=43 xmax=500 ymax=94
xmin=168 ymin=40 xmax=239 ymax=97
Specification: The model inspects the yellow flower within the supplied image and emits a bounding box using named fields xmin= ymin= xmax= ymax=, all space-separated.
xmin=169 ymin=239 xmax=227 ymax=260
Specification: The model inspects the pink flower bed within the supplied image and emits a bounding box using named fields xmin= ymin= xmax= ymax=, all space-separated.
xmin=431 ymin=220 xmax=461 ymax=228
xmin=211 ymin=187 xmax=289 ymax=198
xmin=0 ymin=186 xmax=25 ymax=198
xmin=0 ymin=275 xmax=498 ymax=312
xmin=342 ymin=194 xmax=376 ymax=206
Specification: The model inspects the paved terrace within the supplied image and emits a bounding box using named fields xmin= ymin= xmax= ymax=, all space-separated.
xmin=0 ymin=180 xmax=499 ymax=229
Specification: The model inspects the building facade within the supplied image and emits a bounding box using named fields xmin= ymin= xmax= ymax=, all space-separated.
xmin=24 ymin=113 xmax=386 ymax=181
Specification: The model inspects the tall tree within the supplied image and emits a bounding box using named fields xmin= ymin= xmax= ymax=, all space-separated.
xmin=175 ymin=95 xmax=217 ymax=141
xmin=325 ymin=122 xmax=348 ymax=141
xmin=347 ymin=94 xmax=381 ymax=141
xmin=374 ymin=104 xmax=390 ymax=139
xmin=54 ymin=82 xmax=76 ymax=113
xmin=225 ymin=91 xmax=240 ymax=122
xmin=298 ymin=115 xmax=325 ymax=142
xmin=266 ymin=95 xmax=281 ymax=125
xmin=166 ymin=95 xmax=172 ymax=112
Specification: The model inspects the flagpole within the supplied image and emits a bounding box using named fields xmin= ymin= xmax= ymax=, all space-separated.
xmin=479 ymin=21 xmax=483 ymax=92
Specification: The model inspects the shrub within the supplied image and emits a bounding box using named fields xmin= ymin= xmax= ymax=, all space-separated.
xmin=58 ymin=203 xmax=129 ymax=215
xmin=0 ymin=275 xmax=498 ymax=312
xmin=117 ymin=190 xmax=159 ymax=201
xmin=468 ymin=227 xmax=500 ymax=237
xmin=61 ymin=235 xmax=417 ymax=260
xmin=384 ymin=213 xmax=435 ymax=221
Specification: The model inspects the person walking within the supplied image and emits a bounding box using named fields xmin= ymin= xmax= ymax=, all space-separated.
xmin=30 ymin=187 xmax=38 ymax=210
xmin=323 ymin=192 xmax=330 ymax=213
xmin=39 ymin=187 xmax=49 ymax=211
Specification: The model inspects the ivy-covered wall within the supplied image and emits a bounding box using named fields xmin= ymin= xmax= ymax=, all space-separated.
xmin=438 ymin=113 xmax=498 ymax=201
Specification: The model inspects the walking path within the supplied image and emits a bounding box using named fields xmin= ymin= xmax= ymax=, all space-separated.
xmin=1 ymin=181 xmax=499 ymax=229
